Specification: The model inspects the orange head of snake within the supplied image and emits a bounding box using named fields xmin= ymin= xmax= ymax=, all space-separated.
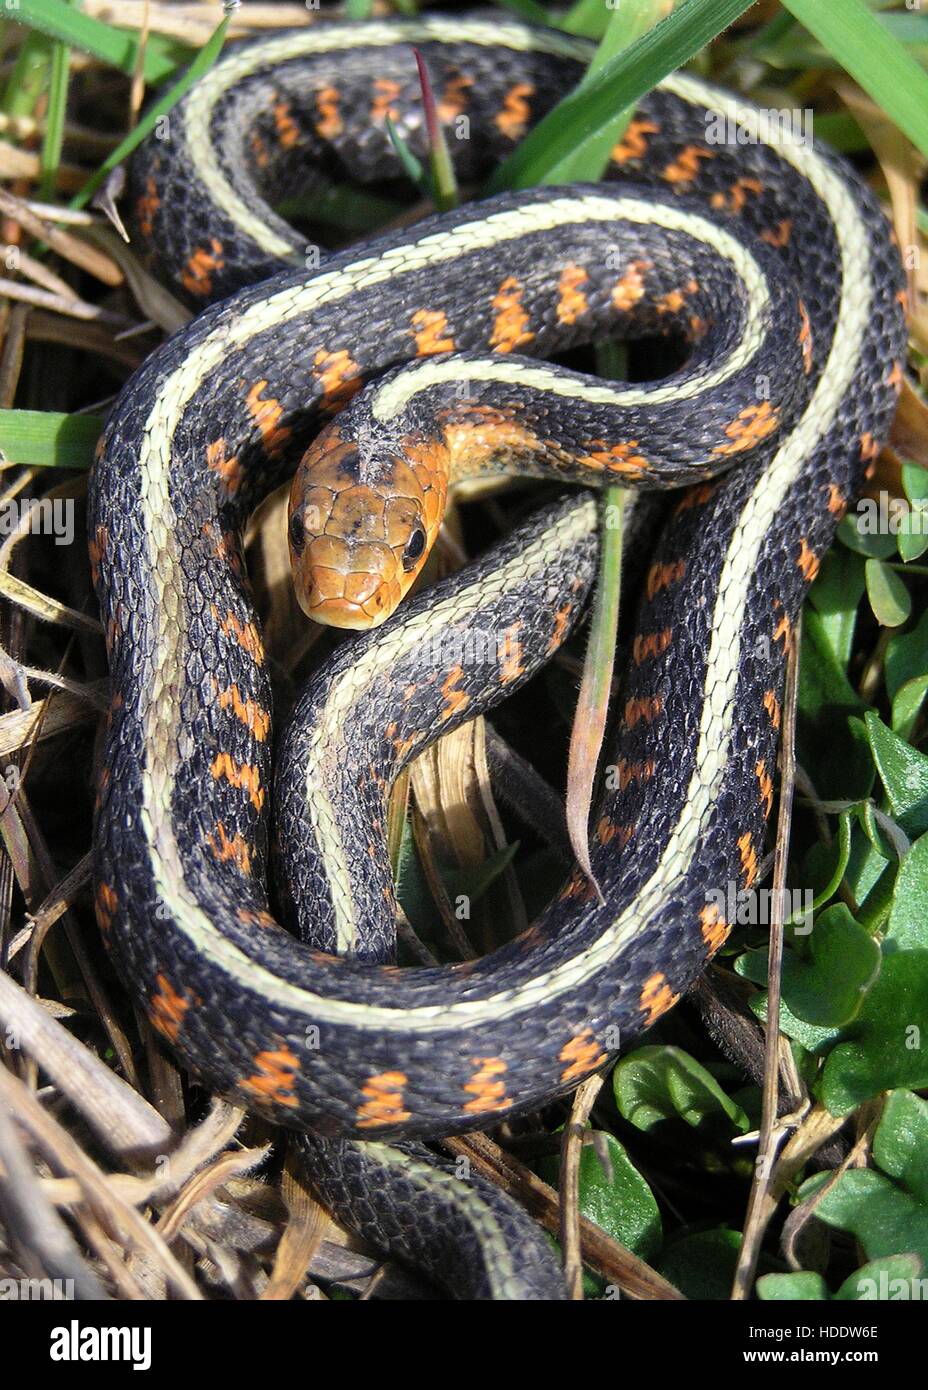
xmin=288 ymin=417 xmax=450 ymax=629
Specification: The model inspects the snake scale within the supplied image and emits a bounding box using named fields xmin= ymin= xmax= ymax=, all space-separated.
xmin=87 ymin=13 xmax=906 ymax=1298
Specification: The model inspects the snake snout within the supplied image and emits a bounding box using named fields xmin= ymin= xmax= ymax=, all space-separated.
xmin=289 ymin=412 xmax=451 ymax=628
xmin=291 ymin=532 xmax=401 ymax=629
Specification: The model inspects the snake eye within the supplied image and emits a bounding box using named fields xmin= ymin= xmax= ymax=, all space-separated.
xmin=402 ymin=525 xmax=427 ymax=572
xmin=289 ymin=511 xmax=306 ymax=553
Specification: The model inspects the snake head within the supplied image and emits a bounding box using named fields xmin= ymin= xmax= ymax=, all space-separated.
xmin=288 ymin=417 xmax=449 ymax=629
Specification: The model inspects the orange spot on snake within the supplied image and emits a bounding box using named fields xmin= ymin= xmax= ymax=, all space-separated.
xmin=273 ymin=99 xmax=299 ymax=149
xmin=206 ymin=438 xmax=242 ymax=494
xmin=756 ymin=759 xmax=774 ymax=818
xmin=559 ymin=1029 xmax=607 ymax=1084
xmin=440 ymin=665 xmax=470 ymax=721
xmin=209 ymin=752 xmax=265 ymax=812
xmin=207 ymin=820 xmax=252 ymax=875
xmin=827 ymin=483 xmax=846 ymax=517
xmin=764 ymin=690 xmax=781 ymax=729
xmin=556 ymin=263 xmax=589 ymax=325
xmin=797 ymin=537 xmax=820 ymax=582
xmin=182 ymin=237 xmax=224 ymax=297
xmin=312 ymin=348 xmax=364 ymax=413
xmin=761 ymin=218 xmax=793 ymax=248
xmin=215 ymin=682 xmax=270 ymax=740
xmin=547 ymin=600 xmax=574 ymax=655
xmin=212 ymin=606 xmax=265 ymax=664
xmin=88 ymin=524 xmax=108 ymax=589
xmin=438 ymin=71 xmax=473 ymax=123
xmin=463 ymin=1057 xmax=509 ymax=1114
xmin=356 ymin=1071 xmax=411 ymax=1129
xmin=315 ymin=85 xmax=343 ymax=140
xmin=241 ymin=1047 xmax=300 ymax=1108
xmin=616 ymin=758 xmax=656 ymax=790
xmin=411 ymin=308 xmax=454 ymax=355
xmin=597 ymin=817 xmax=635 ymax=849
xmin=136 ymin=175 xmax=159 ymax=238
xmin=585 ymin=439 xmax=649 ymax=475
xmin=610 ymin=117 xmax=659 ymax=164
xmin=798 ymin=300 xmax=813 ymax=375
xmin=370 ymin=78 xmax=401 ymax=124
xmin=710 ymin=175 xmax=762 ymax=213
xmin=150 ymin=974 xmax=190 ymax=1044
xmin=699 ymin=902 xmax=731 ymax=956
xmin=245 ymin=380 xmax=291 ymax=455
xmin=639 ymin=972 xmax=680 ymax=1025
xmin=500 ymin=622 xmax=524 ymax=683
xmin=662 ymin=144 xmax=713 ymax=184
xmin=489 ymin=276 xmax=534 ymax=353
xmin=94 ymin=881 xmax=117 ymax=936
xmin=646 ymin=558 xmax=685 ymax=599
xmin=611 ymin=259 xmax=650 ymax=311
xmin=495 ymin=82 xmax=533 ymax=140
xmin=738 ymin=833 xmax=759 ymax=889
xmin=675 ymin=482 xmax=714 ymax=513
xmin=624 ymin=696 xmax=663 ymax=729
xmin=713 ymin=401 xmax=779 ymax=456
xmin=859 ymin=432 xmax=880 ymax=464
xmin=633 ymin=629 xmax=672 ymax=664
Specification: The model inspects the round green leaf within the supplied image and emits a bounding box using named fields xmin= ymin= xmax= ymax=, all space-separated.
xmin=836 ymin=1253 xmax=924 ymax=1300
xmin=613 ymin=1045 xmax=750 ymax=1135
xmin=892 ymin=674 xmax=928 ymax=741
xmin=885 ymin=608 xmax=928 ymax=701
xmin=872 ymin=1090 xmax=928 ymax=1204
xmin=838 ymin=512 xmax=897 ymax=559
xmin=799 ymin=1168 xmax=928 ymax=1266
xmin=865 ymin=558 xmax=911 ymax=628
xmin=865 ymin=711 xmax=928 ymax=836
xmin=902 ymin=461 xmax=928 ymax=511
xmin=885 ymin=834 xmax=928 ymax=954
xmin=779 ymin=903 xmax=881 ymax=1027
xmin=896 ymin=511 xmax=928 ymax=562
xmin=820 ymin=951 xmax=928 ymax=1114
xmin=757 ymin=1271 xmax=828 ymax=1300
xmin=536 ymin=1132 xmax=661 ymax=1261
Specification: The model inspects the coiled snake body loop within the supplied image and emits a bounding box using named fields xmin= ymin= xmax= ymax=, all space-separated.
xmin=89 ymin=14 xmax=906 ymax=1298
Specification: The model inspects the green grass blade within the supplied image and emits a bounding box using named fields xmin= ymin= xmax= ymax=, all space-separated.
xmin=486 ymin=0 xmax=755 ymax=192
xmin=2 ymin=31 xmax=51 ymax=116
xmin=39 ymin=33 xmax=69 ymax=199
xmin=69 ymin=14 xmax=231 ymax=210
xmin=17 ymin=0 xmax=192 ymax=84
xmin=0 ymin=409 xmax=102 ymax=469
xmin=541 ymin=0 xmax=675 ymax=184
xmin=781 ymin=0 xmax=928 ymax=159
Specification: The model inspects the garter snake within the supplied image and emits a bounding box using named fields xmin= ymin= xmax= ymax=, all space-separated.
xmin=89 ymin=12 xmax=907 ymax=1298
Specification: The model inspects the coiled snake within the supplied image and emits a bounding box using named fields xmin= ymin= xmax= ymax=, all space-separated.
xmin=88 ymin=13 xmax=906 ymax=1298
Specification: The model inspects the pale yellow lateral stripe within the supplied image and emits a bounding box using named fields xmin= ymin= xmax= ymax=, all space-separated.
xmin=362 ymin=1142 xmax=517 ymax=1297
xmin=182 ymin=16 xmax=593 ymax=260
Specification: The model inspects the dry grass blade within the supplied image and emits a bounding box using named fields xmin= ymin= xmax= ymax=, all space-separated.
xmin=0 ymin=680 xmax=106 ymax=759
xmin=261 ymin=1148 xmax=331 ymax=1300
xmin=559 ymin=1072 xmax=605 ymax=1299
xmin=0 ymin=187 xmax=122 ymax=285
xmin=0 ymin=571 xmax=100 ymax=634
xmin=566 ymin=489 xmax=624 ymax=898
xmin=0 ymin=968 xmax=172 ymax=1158
xmin=732 ymin=617 xmax=803 ymax=1300
xmin=0 ymin=1064 xmax=202 ymax=1299
xmin=0 ymin=1097 xmax=108 ymax=1297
